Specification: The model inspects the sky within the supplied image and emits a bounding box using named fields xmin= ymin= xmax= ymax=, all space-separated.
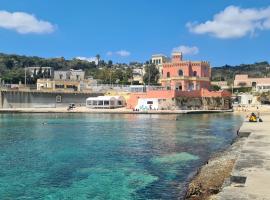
xmin=0 ymin=0 xmax=270 ymax=66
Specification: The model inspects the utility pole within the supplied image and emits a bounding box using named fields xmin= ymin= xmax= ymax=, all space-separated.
xmin=148 ymin=66 xmax=150 ymax=86
xmin=24 ymin=66 xmax=27 ymax=86
xmin=110 ymin=69 xmax=112 ymax=87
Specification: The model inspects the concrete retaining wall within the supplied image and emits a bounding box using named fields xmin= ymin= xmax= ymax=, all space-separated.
xmin=0 ymin=90 xmax=104 ymax=108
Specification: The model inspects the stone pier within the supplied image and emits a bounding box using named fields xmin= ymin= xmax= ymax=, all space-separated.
xmin=213 ymin=114 xmax=270 ymax=200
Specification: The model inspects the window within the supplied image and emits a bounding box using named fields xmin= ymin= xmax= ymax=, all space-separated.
xmin=66 ymin=85 xmax=74 ymax=89
xmin=76 ymin=75 xmax=80 ymax=80
xmin=189 ymin=83 xmax=194 ymax=91
xmin=178 ymin=70 xmax=183 ymax=76
xmin=55 ymin=84 xmax=64 ymax=88
xmin=56 ymin=95 xmax=62 ymax=103
xmin=193 ymin=71 xmax=197 ymax=77
xmin=167 ymin=72 xmax=170 ymax=78
xmin=118 ymin=101 xmax=122 ymax=105
xmin=104 ymin=101 xmax=109 ymax=105
xmin=252 ymin=82 xmax=256 ymax=87
xmin=147 ymin=101 xmax=153 ymax=104
xmin=93 ymin=101 xmax=97 ymax=105
xmin=98 ymin=101 xmax=103 ymax=105
xmin=59 ymin=74 xmax=63 ymax=80
xmin=87 ymin=101 xmax=92 ymax=105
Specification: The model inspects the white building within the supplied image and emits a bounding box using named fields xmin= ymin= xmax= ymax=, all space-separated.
xmin=256 ymin=84 xmax=270 ymax=93
xmin=132 ymin=68 xmax=144 ymax=84
xmin=27 ymin=67 xmax=53 ymax=78
xmin=135 ymin=98 xmax=159 ymax=110
xmin=234 ymin=94 xmax=254 ymax=105
xmin=54 ymin=69 xmax=85 ymax=81
xmin=86 ymin=96 xmax=126 ymax=109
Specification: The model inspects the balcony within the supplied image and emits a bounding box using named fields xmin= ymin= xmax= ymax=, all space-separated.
xmin=160 ymin=76 xmax=210 ymax=82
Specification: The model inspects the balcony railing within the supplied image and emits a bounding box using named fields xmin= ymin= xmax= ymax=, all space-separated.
xmin=160 ymin=76 xmax=210 ymax=82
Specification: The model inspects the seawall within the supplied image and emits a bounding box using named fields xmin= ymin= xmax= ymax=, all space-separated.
xmin=0 ymin=90 xmax=104 ymax=108
xmin=185 ymin=113 xmax=270 ymax=200
xmin=212 ymin=113 xmax=270 ymax=199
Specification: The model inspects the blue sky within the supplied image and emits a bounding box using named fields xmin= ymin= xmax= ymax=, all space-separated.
xmin=0 ymin=0 xmax=270 ymax=66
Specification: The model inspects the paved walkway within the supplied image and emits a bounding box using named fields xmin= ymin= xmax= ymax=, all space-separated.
xmin=0 ymin=107 xmax=232 ymax=114
xmin=214 ymin=114 xmax=270 ymax=200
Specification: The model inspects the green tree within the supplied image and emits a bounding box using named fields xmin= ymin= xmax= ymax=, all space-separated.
xmin=210 ymin=85 xmax=221 ymax=91
xmin=143 ymin=64 xmax=160 ymax=85
xmin=96 ymin=54 xmax=100 ymax=66
xmin=108 ymin=60 xmax=113 ymax=68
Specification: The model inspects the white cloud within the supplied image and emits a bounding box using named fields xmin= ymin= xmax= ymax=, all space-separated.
xmin=0 ymin=10 xmax=55 ymax=34
xmin=107 ymin=50 xmax=131 ymax=57
xmin=187 ymin=5 xmax=270 ymax=39
xmin=172 ymin=45 xmax=199 ymax=55
xmin=76 ymin=56 xmax=98 ymax=64
xmin=116 ymin=50 xmax=131 ymax=57
xmin=106 ymin=51 xmax=113 ymax=56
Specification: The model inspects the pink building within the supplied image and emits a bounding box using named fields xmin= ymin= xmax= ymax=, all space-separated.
xmin=126 ymin=53 xmax=231 ymax=110
xmin=234 ymin=74 xmax=270 ymax=88
xmin=160 ymin=52 xmax=211 ymax=91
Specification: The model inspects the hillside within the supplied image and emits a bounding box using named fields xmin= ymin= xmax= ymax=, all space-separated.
xmin=211 ymin=61 xmax=270 ymax=83
xmin=0 ymin=53 xmax=133 ymax=84
xmin=0 ymin=52 xmax=270 ymax=85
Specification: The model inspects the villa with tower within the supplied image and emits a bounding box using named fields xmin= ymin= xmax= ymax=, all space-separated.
xmin=160 ymin=52 xmax=211 ymax=91
xmin=127 ymin=52 xmax=231 ymax=110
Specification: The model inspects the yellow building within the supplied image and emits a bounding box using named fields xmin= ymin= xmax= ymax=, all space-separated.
xmin=37 ymin=78 xmax=97 ymax=92
xmin=151 ymin=54 xmax=168 ymax=83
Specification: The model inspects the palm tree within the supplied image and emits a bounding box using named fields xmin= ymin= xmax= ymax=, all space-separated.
xmin=96 ymin=54 xmax=100 ymax=66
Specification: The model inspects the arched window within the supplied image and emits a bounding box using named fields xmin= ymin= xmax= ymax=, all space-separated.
xmin=189 ymin=83 xmax=194 ymax=91
xmin=178 ymin=70 xmax=183 ymax=76
xmin=167 ymin=72 xmax=170 ymax=78
xmin=176 ymin=84 xmax=182 ymax=91
xmin=193 ymin=71 xmax=197 ymax=77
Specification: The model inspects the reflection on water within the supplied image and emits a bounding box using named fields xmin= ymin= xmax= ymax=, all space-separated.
xmin=0 ymin=113 xmax=242 ymax=200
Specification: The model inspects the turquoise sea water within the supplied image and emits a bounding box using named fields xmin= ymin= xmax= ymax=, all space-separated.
xmin=0 ymin=113 xmax=242 ymax=200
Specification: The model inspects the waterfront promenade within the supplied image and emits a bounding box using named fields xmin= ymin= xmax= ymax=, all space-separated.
xmin=213 ymin=114 xmax=270 ymax=200
xmin=0 ymin=107 xmax=232 ymax=114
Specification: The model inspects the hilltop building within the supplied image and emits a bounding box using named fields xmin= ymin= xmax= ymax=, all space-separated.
xmin=54 ymin=69 xmax=85 ymax=81
xmin=234 ymin=74 xmax=270 ymax=92
xmin=132 ymin=68 xmax=144 ymax=84
xmin=211 ymin=81 xmax=230 ymax=90
xmin=151 ymin=54 xmax=168 ymax=83
xmin=37 ymin=69 xmax=97 ymax=92
xmin=27 ymin=67 xmax=53 ymax=78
